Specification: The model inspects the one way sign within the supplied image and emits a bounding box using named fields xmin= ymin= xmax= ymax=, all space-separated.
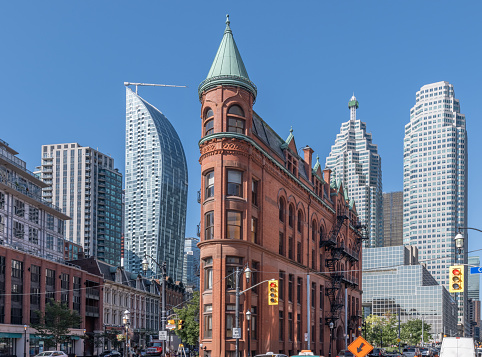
xmin=348 ymin=336 xmax=374 ymax=357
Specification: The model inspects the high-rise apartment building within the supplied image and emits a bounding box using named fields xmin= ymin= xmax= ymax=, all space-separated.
xmin=40 ymin=143 xmax=123 ymax=265
xmin=403 ymin=81 xmax=468 ymax=333
xmin=125 ymin=88 xmax=188 ymax=280
xmin=382 ymin=191 xmax=403 ymax=247
xmin=0 ymin=139 xmax=70 ymax=261
xmin=326 ymin=96 xmax=383 ymax=247
xmin=183 ymin=237 xmax=200 ymax=292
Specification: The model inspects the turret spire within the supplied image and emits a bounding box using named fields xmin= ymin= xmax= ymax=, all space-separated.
xmin=348 ymin=93 xmax=359 ymax=121
xmin=198 ymin=15 xmax=257 ymax=101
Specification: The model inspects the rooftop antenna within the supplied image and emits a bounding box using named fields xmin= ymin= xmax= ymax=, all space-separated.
xmin=124 ymin=82 xmax=187 ymax=94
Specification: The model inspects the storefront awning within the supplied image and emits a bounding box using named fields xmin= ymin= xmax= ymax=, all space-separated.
xmin=0 ymin=333 xmax=22 ymax=338
xmin=70 ymin=336 xmax=80 ymax=340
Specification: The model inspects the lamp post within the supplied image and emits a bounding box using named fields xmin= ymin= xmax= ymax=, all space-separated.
xmin=83 ymin=329 xmax=86 ymax=356
xmin=235 ymin=265 xmax=251 ymax=357
xmin=123 ymin=310 xmax=131 ymax=357
xmin=143 ymin=255 xmax=167 ymax=357
xmin=245 ymin=310 xmax=251 ymax=357
xmin=454 ymin=229 xmax=467 ymax=336
xmin=328 ymin=321 xmax=334 ymax=357
xmin=24 ymin=324 xmax=27 ymax=357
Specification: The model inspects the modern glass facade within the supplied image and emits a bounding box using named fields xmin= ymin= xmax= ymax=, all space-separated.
xmin=40 ymin=143 xmax=122 ymax=266
xmin=468 ymin=256 xmax=480 ymax=300
xmin=382 ymin=191 xmax=403 ymax=247
xmin=183 ymin=237 xmax=200 ymax=291
xmin=125 ymin=88 xmax=188 ymax=280
xmin=362 ymin=246 xmax=457 ymax=341
xmin=403 ymin=81 xmax=467 ymax=330
xmin=326 ymin=95 xmax=383 ymax=247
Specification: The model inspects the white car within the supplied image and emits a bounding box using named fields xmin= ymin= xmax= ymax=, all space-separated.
xmin=34 ymin=352 xmax=68 ymax=357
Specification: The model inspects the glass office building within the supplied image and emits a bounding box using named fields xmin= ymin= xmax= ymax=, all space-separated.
xmin=125 ymin=88 xmax=188 ymax=280
xmin=183 ymin=237 xmax=200 ymax=291
xmin=326 ymin=95 xmax=383 ymax=248
xmin=362 ymin=246 xmax=457 ymax=341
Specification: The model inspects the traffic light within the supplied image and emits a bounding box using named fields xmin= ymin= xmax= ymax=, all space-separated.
xmin=449 ymin=265 xmax=464 ymax=293
xmin=268 ymin=279 xmax=279 ymax=305
xmin=178 ymin=320 xmax=184 ymax=330
xmin=168 ymin=319 xmax=175 ymax=325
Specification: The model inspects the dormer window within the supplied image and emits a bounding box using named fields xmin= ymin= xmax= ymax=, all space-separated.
xmin=204 ymin=108 xmax=214 ymax=136
xmin=286 ymin=153 xmax=298 ymax=176
xmin=227 ymin=105 xmax=245 ymax=134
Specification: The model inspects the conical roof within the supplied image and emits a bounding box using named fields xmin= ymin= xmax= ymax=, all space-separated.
xmin=198 ymin=15 xmax=257 ymax=100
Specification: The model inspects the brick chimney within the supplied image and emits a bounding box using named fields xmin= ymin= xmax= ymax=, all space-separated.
xmin=303 ymin=146 xmax=314 ymax=181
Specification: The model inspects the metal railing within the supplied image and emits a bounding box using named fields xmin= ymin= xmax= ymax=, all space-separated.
xmin=0 ymin=174 xmax=63 ymax=213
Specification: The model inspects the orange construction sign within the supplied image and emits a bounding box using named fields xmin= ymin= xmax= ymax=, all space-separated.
xmin=348 ymin=336 xmax=374 ymax=357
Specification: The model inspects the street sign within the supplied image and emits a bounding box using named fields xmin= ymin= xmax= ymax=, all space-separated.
xmin=232 ymin=328 xmax=241 ymax=339
xmin=396 ymin=338 xmax=401 ymax=343
xmin=304 ymin=332 xmax=308 ymax=342
xmin=348 ymin=336 xmax=373 ymax=357
xmin=470 ymin=266 xmax=482 ymax=274
xmin=159 ymin=331 xmax=168 ymax=341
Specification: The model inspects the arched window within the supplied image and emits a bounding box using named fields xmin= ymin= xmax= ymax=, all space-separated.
xmin=227 ymin=105 xmax=245 ymax=133
xmin=319 ymin=225 xmax=324 ymax=243
xmin=312 ymin=220 xmax=317 ymax=241
xmin=204 ymin=108 xmax=214 ymax=136
xmin=279 ymin=198 xmax=285 ymax=222
xmin=288 ymin=204 xmax=294 ymax=228
xmin=297 ymin=210 xmax=303 ymax=233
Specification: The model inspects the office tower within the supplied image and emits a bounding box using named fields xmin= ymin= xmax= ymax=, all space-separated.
xmin=326 ymin=96 xmax=383 ymax=247
xmin=362 ymin=246 xmax=457 ymax=341
xmin=40 ymin=143 xmax=123 ymax=265
xmin=382 ymin=191 xmax=403 ymax=247
xmin=197 ymin=16 xmax=363 ymax=357
xmin=468 ymin=256 xmax=480 ymax=300
xmin=403 ymin=81 xmax=467 ymax=332
xmin=183 ymin=237 xmax=200 ymax=291
xmin=125 ymin=88 xmax=188 ymax=280
xmin=0 ymin=139 xmax=70 ymax=261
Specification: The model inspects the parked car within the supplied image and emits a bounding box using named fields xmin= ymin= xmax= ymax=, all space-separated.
xmin=99 ymin=351 xmax=121 ymax=357
xmin=402 ymin=347 xmax=421 ymax=357
xmin=368 ymin=348 xmax=386 ymax=357
xmin=34 ymin=352 xmax=68 ymax=357
xmin=336 ymin=350 xmax=355 ymax=356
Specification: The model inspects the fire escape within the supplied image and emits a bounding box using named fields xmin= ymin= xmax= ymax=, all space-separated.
xmin=320 ymin=209 xmax=368 ymax=327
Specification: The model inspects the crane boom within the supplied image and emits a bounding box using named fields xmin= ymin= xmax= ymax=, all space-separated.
xmin=124 ymin=82 xmax=187 ymax=94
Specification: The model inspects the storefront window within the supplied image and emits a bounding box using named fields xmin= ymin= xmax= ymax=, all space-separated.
xmin=0 ymin=337 xmax=15 ymax=356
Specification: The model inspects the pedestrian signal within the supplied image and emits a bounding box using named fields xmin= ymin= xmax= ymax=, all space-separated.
xmin=268 ymin=279 xmax=279 ymax=305
xmin=449 ymin=265 xmax=464 ymax=293
xmin=178 ymin=320 xmax=184 ymax=330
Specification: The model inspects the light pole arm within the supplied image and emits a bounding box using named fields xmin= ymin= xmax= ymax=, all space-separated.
xmin=240 ymin=279 xmax=273 ymax=295
xmin=457 ymin=227 xmax=482 ymax=234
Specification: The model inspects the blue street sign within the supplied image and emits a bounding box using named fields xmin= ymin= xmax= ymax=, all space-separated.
xmin=470 ymin=267 xmax=482 ymax=274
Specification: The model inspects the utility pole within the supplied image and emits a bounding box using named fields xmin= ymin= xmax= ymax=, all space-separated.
xmin=235 ymin=267 xmax=241 ymax=357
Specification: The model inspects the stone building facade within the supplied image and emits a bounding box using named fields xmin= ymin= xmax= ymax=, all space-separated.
xmin=197 ymin=16 xmax=364 ymax=357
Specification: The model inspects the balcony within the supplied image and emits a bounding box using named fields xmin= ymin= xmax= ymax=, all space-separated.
xmin=86 ymin=287 xmax=100 ymax=300
xmin=85 ymin=305 xmax=99 ymax=317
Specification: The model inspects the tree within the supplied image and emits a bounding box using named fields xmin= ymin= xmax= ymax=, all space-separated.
xmin=401 ymin=319 xmax=431 ymax=346
xmin=172 ymin=292 xmax=199 ymax=346
xmin=31 ymin=299 xmax=83 ymax=350
xmin=364 ymin=314 xmax=399 ymax=348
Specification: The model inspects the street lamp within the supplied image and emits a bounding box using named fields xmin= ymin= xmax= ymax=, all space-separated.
xmin=235 ymin=265 xmax=251 ymax=357
xmin=143 ymin=254 xmax=167 ymax=357
xmin=123 ymin=310 xmax=131 ymax=357
xmin=24 ymin=324 xmax=27 ymax=357
xmin=329 ymin=321 xmax=334 ymax=357
xmin=245 ymin=310 xmax=251 ymax=357
xmin=83 ymin=329 xmax=86 ymax=356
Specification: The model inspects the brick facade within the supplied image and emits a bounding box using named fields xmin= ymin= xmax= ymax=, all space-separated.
xmin=198 ymin=83 xmax=364 ymax=357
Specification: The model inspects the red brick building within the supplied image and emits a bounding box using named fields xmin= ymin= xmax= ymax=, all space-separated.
xmin=0 ymin=244 xmax=103 ymax=356
xmin=197 ymin=16 xmax=365 ymax=357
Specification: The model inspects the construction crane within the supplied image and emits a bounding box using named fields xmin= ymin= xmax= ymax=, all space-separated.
xmin=124 ymin=82 xmax=187 ymax=94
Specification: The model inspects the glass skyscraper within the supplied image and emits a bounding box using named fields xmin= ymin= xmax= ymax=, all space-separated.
xmin=362 ymin=246 xmax=457 ymax=341
xmin=183 ymin=237 xmax=200 ymax=291
xmin=403 ymin=81 xmax=467 ymax=331
xmin=125 ymin=88 xmax=188 ymax=280
xmin=326 ymin=95 xmax=383 ymax=247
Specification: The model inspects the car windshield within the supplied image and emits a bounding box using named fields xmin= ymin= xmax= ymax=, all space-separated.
xmin=148 ymin=343 xmax=162 ymax=347
xmin=37 ymin=353 xmax=53 ymax=357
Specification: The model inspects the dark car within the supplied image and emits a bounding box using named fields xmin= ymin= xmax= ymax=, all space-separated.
xmin=336 ymin=350 xmax=355 ymax=357
xmin=99 ymin=351 xmax=121 ymax=357
xmin=368 ymin=348 xmax=386 ymax=357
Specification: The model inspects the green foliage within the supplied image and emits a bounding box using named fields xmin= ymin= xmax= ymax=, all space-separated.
xmin=400 ymin=319 xmax=431 ymax=346
xmin=31 ymin=299 xmax=83 ymax=350
xmin=362 ymin=314 xmax=432 ymax=348
xmin=172 ymin=292 xmax=199 ymax=346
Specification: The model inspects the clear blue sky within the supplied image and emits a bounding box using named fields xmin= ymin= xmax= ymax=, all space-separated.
xmin=1 ymin=2 xmax=482 ymax=265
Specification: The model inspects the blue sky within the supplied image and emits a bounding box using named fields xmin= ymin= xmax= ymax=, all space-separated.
xmin=1 ymin=2 xmax=482 ymax=264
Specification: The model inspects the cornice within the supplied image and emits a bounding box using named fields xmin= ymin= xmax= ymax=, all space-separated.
xmin=199 ymin=133 xmax=335 ymax=213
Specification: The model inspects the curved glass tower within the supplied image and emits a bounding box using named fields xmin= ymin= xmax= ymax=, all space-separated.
xmin=125 ymin=88 xmax=188 ymax=280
